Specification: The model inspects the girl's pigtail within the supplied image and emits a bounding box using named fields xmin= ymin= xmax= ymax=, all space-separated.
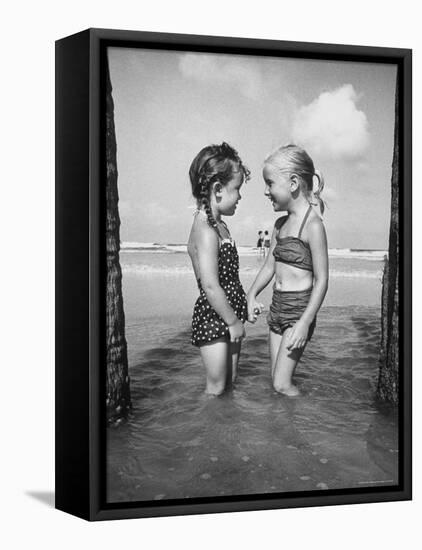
xmin=313 ymin=169 xmax=326 ymax=215
xmin=199 ymin=174 xmax=218 ymax=232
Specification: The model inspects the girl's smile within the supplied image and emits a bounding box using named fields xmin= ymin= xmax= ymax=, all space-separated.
xmin=263 ymin=164 xmax=291 ymax=211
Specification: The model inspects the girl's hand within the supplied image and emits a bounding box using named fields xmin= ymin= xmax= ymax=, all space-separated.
xmin=286 ymin=320 xmax=310 ymax=350
xmin=247 ymin=295 xmax=264 ymax=323
xmin=228 ymin=318 xmax=245 ymax=343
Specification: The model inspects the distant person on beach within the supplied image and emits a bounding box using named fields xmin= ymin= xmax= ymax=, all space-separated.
xmin=263 ymin=230 xmax=271 ymax=256
xmin=247 ymin=144 xmax=328 ymax=396
xmin=187 ymin=142 xmax=250 ymax=395
xmin=256 ymin=231 xmax=265 ymax=255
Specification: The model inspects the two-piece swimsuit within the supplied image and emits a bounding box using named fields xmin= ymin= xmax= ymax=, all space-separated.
xmin=267 ymin=204 xmax=317 ymax=339
xmin=191 ymin=217 xmax=247 ymax=347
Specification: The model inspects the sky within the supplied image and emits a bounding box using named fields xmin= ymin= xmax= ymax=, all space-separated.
xmin=108 ymin=47 xmax=397 ymax=249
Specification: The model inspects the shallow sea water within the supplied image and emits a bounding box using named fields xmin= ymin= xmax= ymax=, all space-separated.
xmin=107 ymin=298 xmax=398 ymax=502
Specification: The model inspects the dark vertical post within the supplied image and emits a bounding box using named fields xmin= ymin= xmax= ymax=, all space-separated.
xmin=105 ymin=54 xmax=131 ymax=422
xmin=377 ymin=74 xmax=399 ymax=404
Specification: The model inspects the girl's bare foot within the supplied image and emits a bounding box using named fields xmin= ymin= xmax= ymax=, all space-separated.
xmin=274 ymin=384 xmax=300 ymax=397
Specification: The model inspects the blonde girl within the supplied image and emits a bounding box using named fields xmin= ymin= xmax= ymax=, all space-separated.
xmin=247 ymin=145 xmax=329 ymax=396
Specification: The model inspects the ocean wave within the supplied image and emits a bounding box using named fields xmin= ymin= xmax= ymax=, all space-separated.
xmin=121 ymin=242 xmax=387 ymax=260
xmin=121 ymin=242 xmax=187 ymax=253
xmin=122 ymin=265 xmax=194 ymax=275
xmin=328 ymin=249 xmax=387 ymax=261
xmin=329 ymin=270 xmax=382 ymax=279
xmin=121 ymin=264 xmax=382 ymax=279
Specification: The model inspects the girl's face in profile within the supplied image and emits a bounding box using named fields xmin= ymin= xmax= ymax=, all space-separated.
xmin=216 ymin=169 xmax=244 ymax=216
xmin=263 ymin=164 xmax=292 ymax=211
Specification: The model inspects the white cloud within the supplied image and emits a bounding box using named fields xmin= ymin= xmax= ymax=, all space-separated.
xmin=179 ymin=53 xmax=264 ymax=100
xmin=291 ymin=85 xmax=370 ymax=160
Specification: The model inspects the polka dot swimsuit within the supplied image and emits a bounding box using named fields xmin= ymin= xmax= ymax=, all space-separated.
xmin=191 ymin=239 xmax=247 ymax=347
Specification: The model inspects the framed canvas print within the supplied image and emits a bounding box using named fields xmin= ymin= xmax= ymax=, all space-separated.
xmin=55 ymin=28 xmax=412 ymax=521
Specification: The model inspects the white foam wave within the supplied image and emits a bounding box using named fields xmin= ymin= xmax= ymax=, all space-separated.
xmin=122 ymin=264 xmax=382 ymax=279
xmin=329 ymin=270 xmax=382 ymax=279
xmin=121 ymin=242 xmax=187 ymax=253
xmin=121 ymin=242 xmax=387 ymax=260
xmin=122 ymin=265 xmax=194 ymax=275
xmin=122 ymin=241 xmax=155 ymax=248
xmin=328 ymin=249 xmax=387 ymax=260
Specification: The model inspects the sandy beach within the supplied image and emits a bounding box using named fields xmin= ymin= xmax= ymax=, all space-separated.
xmin=106 ymin=248 xmax=398 ymax=503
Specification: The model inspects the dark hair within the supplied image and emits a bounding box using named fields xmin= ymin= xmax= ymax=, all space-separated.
xmin=189 ymin=142 xmax=250 ymax=231
xmin=264 ymin=230 xmax=268 ymax=235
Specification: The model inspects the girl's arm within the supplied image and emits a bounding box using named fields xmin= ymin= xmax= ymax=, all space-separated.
xmin=196 ymin=225 xmax=245 ymax=341
xmin=248 ymin=225 xmax=277 ymax=297
xmin=287 ymin=217 xmax=329 ymax=350
xmin=246 ymin=225 xmax=277 ymax=321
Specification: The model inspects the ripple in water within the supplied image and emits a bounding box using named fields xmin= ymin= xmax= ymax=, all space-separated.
xmin=107 ymin=306 xmax=398 ymax=503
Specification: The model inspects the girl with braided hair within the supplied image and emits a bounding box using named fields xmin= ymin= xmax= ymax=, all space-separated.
xmin=247 ymin=144 xmax=328 ymax=396
xmin=187 ymin=142 xmax=250 ymax=395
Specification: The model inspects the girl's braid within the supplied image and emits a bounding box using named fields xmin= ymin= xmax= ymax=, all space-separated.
xmin=199 ymin=172 xmax=218 ymax=231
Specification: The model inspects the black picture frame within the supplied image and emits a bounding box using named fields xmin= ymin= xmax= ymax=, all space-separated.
xmin=55 ymin=27 xmax=412 ymax=521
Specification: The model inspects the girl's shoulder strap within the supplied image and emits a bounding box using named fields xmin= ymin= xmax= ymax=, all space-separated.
xmin=217 ymin=219 xmax=232 ymax=242
xmin=274 ymin=215 xmax=289 ymax=231
xmin=298 ymin=204 xmax=313 ymax=239
xmin=219 ymin=218 xmax=229 ymax=233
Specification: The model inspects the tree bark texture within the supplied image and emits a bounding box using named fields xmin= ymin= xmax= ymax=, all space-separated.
xmin=105 ymin=56 xmax=131 ymax=422
xmin=377 ymin=74 xmax=399 ymax=404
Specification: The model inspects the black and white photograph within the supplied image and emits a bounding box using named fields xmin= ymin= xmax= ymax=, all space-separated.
xmin=104 ymin=43 xmax=403 ymax=504
xmin=5 ymin=0 xmax=421 ymax=543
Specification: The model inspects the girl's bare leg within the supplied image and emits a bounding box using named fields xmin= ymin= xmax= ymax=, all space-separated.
xmin=199 ymin=337 xmax=230 ymax=395
xmin=269 ymin=330 xmax=282 ymax=379
xmin=271 ymin=328 xmax=305 ymax=396
xmin=229 ymin=341 xmax=241 ymax=385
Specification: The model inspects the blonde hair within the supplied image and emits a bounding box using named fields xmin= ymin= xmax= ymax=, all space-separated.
xmin=264 ymin=144 xmax=325 ymax=214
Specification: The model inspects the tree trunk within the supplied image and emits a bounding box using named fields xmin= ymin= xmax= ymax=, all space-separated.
xmin=377 ymin=74 xmax=399 ymax=404
xmin=105 ymin=55 xmax=131 ymax=422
